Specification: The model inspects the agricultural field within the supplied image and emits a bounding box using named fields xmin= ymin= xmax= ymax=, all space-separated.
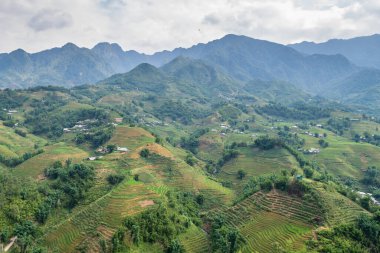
xmin=0 ymin=123 xmax=47 ymax=157
xmin=219 ymin=147 xmax=300 ymax=192
xmin=13 ymin=142 xmax=89 ymax=178
xmin=208 ymin=189 xmax=319 ymax=252
xmin=107 ymin=126 xmax=155 ymax=151
xmin=301 ymin=130 xmax=380 ymax=181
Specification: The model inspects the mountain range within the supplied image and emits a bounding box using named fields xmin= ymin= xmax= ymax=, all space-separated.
xmin=1 ymin=34 xmax=380 ymax=113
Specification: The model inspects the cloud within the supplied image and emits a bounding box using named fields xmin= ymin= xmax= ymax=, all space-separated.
xmin=28 ymin=9 xmax=73 ymax=32
xmin=202 ymin=14 xmax=220 ymax=25
xmin=0 ymin=0 xmax=379 ymax=53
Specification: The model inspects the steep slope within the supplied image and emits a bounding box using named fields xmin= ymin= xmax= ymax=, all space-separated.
xmin=243 ymin=79 xmax=310 ymax=104
xmin=326 ymin=68 xmax=380 ymax=112
xmin=160 ymin=56 xmax=242 ymax=95
xmin=0 ymin=43 xmax=114 ymax=88
xmin=97 ymin=63 xmax=170 ymax=93
xmin=148 ymin=34 xmax=357 ymax=93
xmin=0 ymin=35 xmax=359 ymax=93
xmin=290 ymin=34 xmax=380 ymax=69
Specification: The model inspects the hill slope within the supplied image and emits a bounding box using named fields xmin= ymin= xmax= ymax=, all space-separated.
xmin=290 ymin=34 xmax=380 ymax=69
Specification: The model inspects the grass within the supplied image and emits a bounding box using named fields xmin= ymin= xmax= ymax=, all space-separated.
xmin=302 ymin=131 xmax=380 ymax=181
xmin=13 ymin=142 xmax=89 ymax=178
xmin=313 ymin=183 xmax=369 ymax=226
xmin=239 ymin=212 xmax=311 ymax=253
xmin=220 ymin=147 xmax=300 ymax=192
xmin=107 ymin=126 xmax=155 ymax=151
xmin=0 ymin=123 xmax=47 ymax=158
xmin=43 ymin=180 xmax=160 ymax=252
xmin=208 ymin=189 xmax=316 ymax=252
xmin=179 ymin=225 xmax=210 ymax=253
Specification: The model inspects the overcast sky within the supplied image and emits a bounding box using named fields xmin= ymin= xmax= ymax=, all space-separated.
xmin=1 ymin=0 xmax=379 ymax=54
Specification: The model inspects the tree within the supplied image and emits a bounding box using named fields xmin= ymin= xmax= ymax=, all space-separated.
xmin=107 ymin=144 xmax=117 ymax=153
xmin=167 ymin=240 xmax=185 ymax=253
xmin=140 ymin=148 xmax=150 ymax=158
xmin=237 ymin=170 xmax=246 ymax=180
xmin=14 ymin=221 xmax=38 ymax=253
xmin=107 ymin=174 xmax=125 ymax=185
xmin=303 ymin=167 xmax=314 ymax=178
xmin=196 ymin=194 xmax=205 ymax=205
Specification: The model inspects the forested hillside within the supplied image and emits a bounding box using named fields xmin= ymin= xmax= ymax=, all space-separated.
xmin=1 ymin=58 xmax=380 ymax=252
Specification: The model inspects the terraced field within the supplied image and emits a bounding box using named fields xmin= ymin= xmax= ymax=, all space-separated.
xmin=315 ymin=185 xmax=369 ymax=226
xmin=43 ymin=180 xmax=160 ymax=252
xmin=240 ymin=212 xmax=311 ymax=253
xmin=302 ymin=130 xmax=380 ymax=180
xmin=220 ymin=147 xmax=300 ymax=192
xmin=14 ymin=142 xmax=88 ymax=178
xmin=131 ymin=150 xmax=236 ymax=207
xmin=107 ymin=126 xmax=155 ymax=151
xmin=0 ymin=123 xmax=47 ymax=157
xmin=208 ymin=190 xmax=319 ymax=252
xmin=179 ymin=225 xmax=210 ymax=253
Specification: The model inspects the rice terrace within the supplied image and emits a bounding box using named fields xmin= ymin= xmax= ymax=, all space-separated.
xmin=1 ymin=1 xmax=380 ymax=253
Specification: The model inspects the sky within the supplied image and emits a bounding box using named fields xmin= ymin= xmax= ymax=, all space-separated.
xmin=1 ymin=0 xmax=380 ymax=54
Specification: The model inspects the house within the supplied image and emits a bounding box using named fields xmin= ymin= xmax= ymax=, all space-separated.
xmin=117 ymin=147 xmax=129 ymax=152
xmin=96 ymin=147 xmax=108 ymax=153
xmin=88 ymin=157 xmax=97 ymax=161
xmin=316 ymin=124 xmax=323 ymax=128
xmin=114 ymin=118 xmax=123 ymax=123
xmin=306 ymin=148 xmax=320 ymax=154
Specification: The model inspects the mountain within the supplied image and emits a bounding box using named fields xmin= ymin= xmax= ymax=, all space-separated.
xmin=243 ymin=80 xmax=310 ymax=104
xmin=141 ymin=35 xmax=358 ymax=94
xmin=98 ymin=63 xmax=170 ymax=93
xmin=325 ymin=68 xmax=380 ymax=112
xmin=289 ymin=34 xmax=380 ymax=69
xmin=0 ymin=43 xmax=114 ymax=88
xmin=0 ymin=35 xmax=359 ymax=93
xmin=160 ymin=56 xmax=241 ymax=95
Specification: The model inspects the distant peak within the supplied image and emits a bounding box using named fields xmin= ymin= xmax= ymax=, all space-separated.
xmin=11 ymin=48 xmax=28 ymax=55
xmin=92 ymin=42 xmax=124 ymax=52
xmin=133 ymin=62 xmax=158 ymax=71
xmin=62 ymin=42 xmax=79 ymax=49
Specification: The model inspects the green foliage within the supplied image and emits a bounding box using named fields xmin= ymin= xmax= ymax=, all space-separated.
xmin=75 ymin=125 xmax=114 ymax=148
xmin=180 ymin=128 xmax=209 ymax=154
xmin=167 ymin=240 xmax=185 ymax=253
xmin=362 ymin=166 xmax=380 ymax=188
xmin=326 ymin=117 xmax=352 ymax=135
xmin=140 ymin=148 xmax=150 ymax=158
xmin=0 ymin=169 xmax=43 ymax=225
xmin=15 ymin=128 xmax=27 ymax=137
xmin=0 ymin=89 xmax=27 ymax=109
xmin=256 ymin=103 xmax=331 ymax=120
xmin=107 ymin=174 xmax=125 ymax=185
xmin=218 ymin=105 xmax=242 ymax=120
xmin=209 ymin=215 xmax=241 ymax=253
xmin=0 ymin=149 xmax=43 ymax=167
xmin=25 ymin=94 xmax=110 ymax=138
xmin=303 ymin=167 xmax=314 ymax=179
xmin=44 ymin=162 xmax=95 ymax=209
xmin=153 ymin=100 xmax=209 ymax=124
xmin=254 ymin=135 xmax=281 ymax=150
xmin=124 ymin=205 xmax=185 ymax=248
xmin=14 ymin=220 xmax=40 ymax=253
xmin=106 ymin=144 xmax=117 ymax=153
xmin=237 ymin=170 xmax=246 ymax=180
xmin=318 ymin=139 xmax=329 ymax=148
xmin=308 ymin=214 xmax=380 ymax=252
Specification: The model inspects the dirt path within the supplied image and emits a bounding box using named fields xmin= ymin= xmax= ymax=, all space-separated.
xmin=4 ymin=237 xmax=17 ymax=252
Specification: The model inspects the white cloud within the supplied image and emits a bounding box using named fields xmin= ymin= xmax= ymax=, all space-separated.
xmin=0 ymin=0 xmax=379 ymax=53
